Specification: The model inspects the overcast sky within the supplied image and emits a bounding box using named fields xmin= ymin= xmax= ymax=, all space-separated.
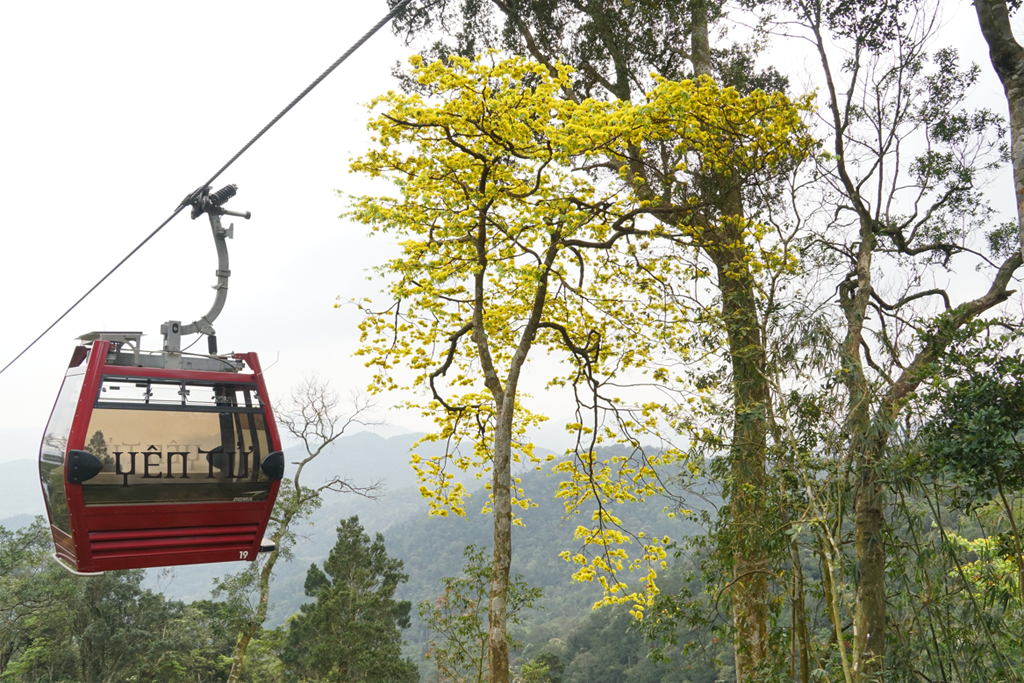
xmin=0 ymin=1 xmax=1018 ymax=465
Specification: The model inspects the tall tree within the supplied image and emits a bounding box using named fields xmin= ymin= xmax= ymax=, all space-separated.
xmin=762 ymin=1 xmax=1024 ymax=678
xmin=350 ymin=54 xmax=665 ymax=683
xmin=282 ymin=516 xmax=418 ymax=683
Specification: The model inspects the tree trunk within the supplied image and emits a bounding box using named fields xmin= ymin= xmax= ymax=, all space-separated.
xmin=835 ymin=207 xmax=882 ymax=683
xmin=691 ymin=3 xmax=770 ymax=672
xmin=691 ymin=0 xmax=712 ymax=79
xmin=789 ymin=532 xmax=810 ymax=683
xmin=818 ymin=530 xmax=854 ymax=683
xmin=720 ymin=275 xmax=768 ymax=682
xmin=226 ymin=558 xmax=276 ymax=683
xmin=227 ymin=631 xmax=255 ymax=683
xmin=226 ymin=508 xmax=291 ymax=683
xmin=973 ymin=0 xmax=1024 ymax=252
xmin=706 ymin=211 xmax=769 ymax=682
xmin=847 ymin=401 xmax=888 ymax=681
xmin=852 ymin=440 xmax=886 ymax=681
xmin=488 ymin=400 xmax=514 ymax=683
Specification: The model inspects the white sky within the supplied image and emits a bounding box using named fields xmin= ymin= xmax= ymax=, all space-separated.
xmin=0 ymin=1 xmax=1019 ymax=464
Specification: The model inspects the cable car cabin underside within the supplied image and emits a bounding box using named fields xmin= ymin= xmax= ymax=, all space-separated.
xmin=39 ymin=335 xmax=284 ymax=574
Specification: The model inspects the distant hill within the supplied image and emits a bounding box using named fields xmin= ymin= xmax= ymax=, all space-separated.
xmin=151 ymin=429 xmax=558 ymax=613
xmin=285 ymin=430 xmax=425 ymax=493
xmin=151 ymin=432 xmax=710 ymax=634
xmin=150 ymin=430 xmax=436 ymax=610
xmin=265 ymin=440 xmax=708 ymax=641
xmin=381 ymin=449 xmax=710 ymax=669
xmin=0 ymin=514 xmax=40 ymax=530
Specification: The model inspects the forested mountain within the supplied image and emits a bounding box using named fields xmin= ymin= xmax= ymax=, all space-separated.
xmin=147 ymin=430 xmax=707 ymax=665
xmin=140 ymin=430 xmax=512 ymax=622
xmin=0 ymin=429 xmax=723 ymax=682
xmin=382 ymin=444 xmax=707 ymax=679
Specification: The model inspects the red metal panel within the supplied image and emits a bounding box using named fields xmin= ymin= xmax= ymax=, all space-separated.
xmin=73 ymin=500 xmax=270 ymax=572
xmin=91 ymin=531 xmax=258 ymax=554
xmin=64 ymin=340 xmax=109 ymax=571
xmin=87 ymin=547 xmax=258 ymax=572
xmin=81 ymin=500 xmax=270 ymax=528
xmin=89 ymin=524 xmax=260 ymax=541
xmin=73 ymin=503 xmax=272 ymax=572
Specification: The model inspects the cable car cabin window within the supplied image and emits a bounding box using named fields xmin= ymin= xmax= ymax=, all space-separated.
xmin=82 ymin=378 xmax=272 ymax=506
xmin=96 ymin=378 xmax=263 ymax=410
xmin=40 ymin=371 xmax=85 ymax=533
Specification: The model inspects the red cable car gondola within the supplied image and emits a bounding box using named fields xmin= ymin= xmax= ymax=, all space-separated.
xmin=38 ymin=185 xmax=285 ymax=574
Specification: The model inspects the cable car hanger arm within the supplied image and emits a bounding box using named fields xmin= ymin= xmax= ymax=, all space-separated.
xmin=162 ymin=184 xmax=250 ymax=354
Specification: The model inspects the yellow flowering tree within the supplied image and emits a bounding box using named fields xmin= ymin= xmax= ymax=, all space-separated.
xmin=348 ymin=53 xmax=814 ymax=683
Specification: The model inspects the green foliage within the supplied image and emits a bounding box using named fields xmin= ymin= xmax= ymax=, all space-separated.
xmin=875 ymin=480 xmax=1024 ymax=682
xmin=282 ymin=516 xmax=418 ymax=683
xmin=0 ymin=522 xmax=237 ymax=683
xmin=0 ymin=519 xmax=75 ymax=677
xmin=919 ymin=331 xmax=1024 ymax=511
xmin=944 ymin=531 xmax=1021 ymax=607
xmin=391 ymin=0 xmax=785 ymax=99
xmin=212 ymin=560 xmax=266 ymax=635
xmin=520 ymin=652 xmax=565 ymax=683
xmin=419 ymin=544 xmax=541 ymax=683
xmin=242 ymin=627 xmax=288 ymax=683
